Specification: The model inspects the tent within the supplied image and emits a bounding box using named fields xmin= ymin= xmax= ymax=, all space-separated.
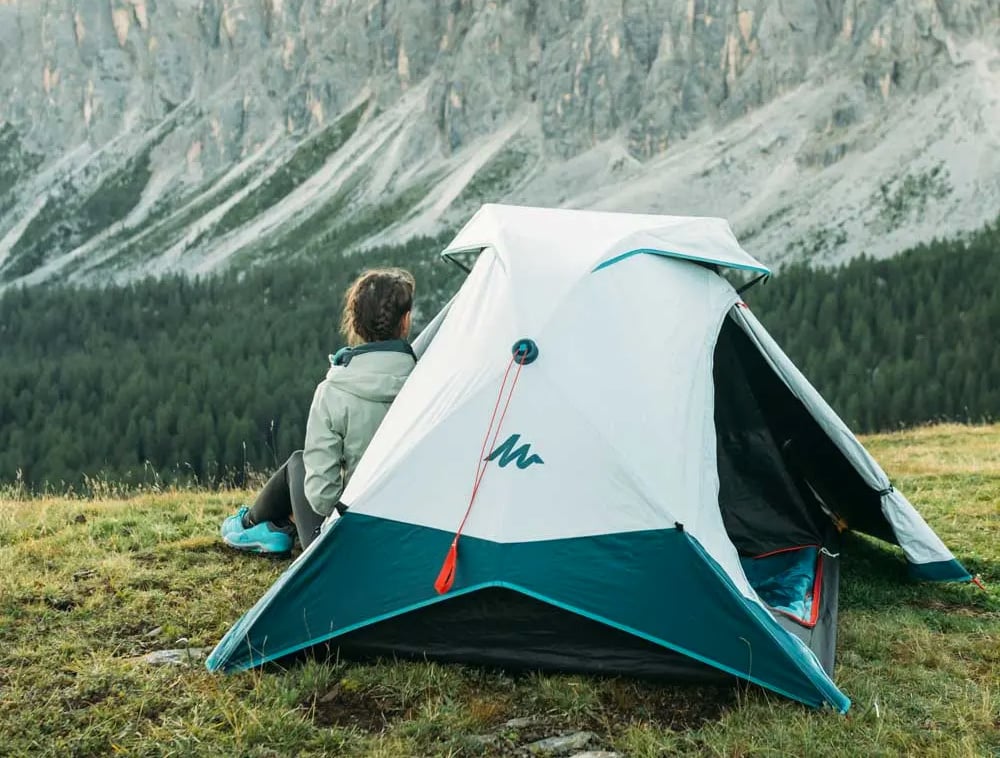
xmin=206 ymin=205 xmax=971 ymax=711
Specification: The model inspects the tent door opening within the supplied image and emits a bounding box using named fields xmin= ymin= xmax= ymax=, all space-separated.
xmin=713 ymin=313 xmax=856 ymax=672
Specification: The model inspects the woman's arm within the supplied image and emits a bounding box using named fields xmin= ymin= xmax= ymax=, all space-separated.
xmin=302 ymin=382 xmax=345 ymax=517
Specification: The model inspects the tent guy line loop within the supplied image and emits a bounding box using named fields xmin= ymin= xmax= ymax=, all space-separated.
xmin=434 ymin=342 xmax=536 ymax=594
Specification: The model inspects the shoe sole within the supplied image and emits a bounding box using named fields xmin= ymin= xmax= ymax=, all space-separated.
xmin=221 ymin=533 xmax=291 ymax=557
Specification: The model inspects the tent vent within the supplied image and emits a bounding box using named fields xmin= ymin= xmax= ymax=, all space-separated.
xmin=512 ymin=339 xmax=539 ymax=365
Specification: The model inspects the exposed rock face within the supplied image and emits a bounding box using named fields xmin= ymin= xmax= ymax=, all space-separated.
xmin=0 ymin=0 xmax=997 ymax=284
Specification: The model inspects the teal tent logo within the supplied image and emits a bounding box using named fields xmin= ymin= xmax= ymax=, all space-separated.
xmin=486 ymin=434 xmax=544 ymax=469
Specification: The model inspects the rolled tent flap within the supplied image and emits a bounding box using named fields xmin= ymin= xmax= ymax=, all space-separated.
xmin=444 ymin=205 xmax=769 ymax=277
xmin=593 ymin=222 xmax=771 ymax=276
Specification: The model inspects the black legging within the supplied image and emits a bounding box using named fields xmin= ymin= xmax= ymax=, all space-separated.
xmin=248 ymin=450 xmax=326 ymax=549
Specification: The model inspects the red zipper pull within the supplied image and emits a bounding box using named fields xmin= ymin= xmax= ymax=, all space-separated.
xmin=434 ymin=539 xmax=458 ymax=594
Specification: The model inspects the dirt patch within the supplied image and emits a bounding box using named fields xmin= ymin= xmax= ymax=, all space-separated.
xmin=133 ymin=550 xmax=170 ymax=565
xmin=161 ymin=536 xmax=229 ymax=553
xmin=916 ymin=599 xmax=999 ymax=618
xmin=107 ymin=620 xmax=167 ymax=656
xmin=305 ymin=684 xmax=407 ymax=732
xmin=455 ymin=681 xmax=733 ymax=756
xmin=61 ymin=685 xmax=112 ymax=712
xmin=122 ymin=574 xmax=174 ymax=591
xmin=596 ymin=681 xmax=736 ymax=731
xmin=43 ymin=595 xmax=79 ymax=612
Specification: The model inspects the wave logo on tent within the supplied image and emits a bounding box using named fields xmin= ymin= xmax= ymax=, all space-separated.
xmin=486 ymin=434 xmax=544 ymax=469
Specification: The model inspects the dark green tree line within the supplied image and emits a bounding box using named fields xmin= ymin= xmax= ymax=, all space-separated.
xmin=0 ymin=233 xmax=462 ymax=488
xmin=742 ymin=218 xmax=1000 ymax=431
xmin=0 ymin=219 xmax=997 ymax=489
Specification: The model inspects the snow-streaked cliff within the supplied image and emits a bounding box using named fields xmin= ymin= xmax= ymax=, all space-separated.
xmin=0 ymin=0 xmax=997 ymax=285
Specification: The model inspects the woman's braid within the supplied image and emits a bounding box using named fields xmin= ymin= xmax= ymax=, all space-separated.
xmin=340 ymin=268 xmax=415 ymax=345
xmin=372 ymin=287 xmax=402 ymax=341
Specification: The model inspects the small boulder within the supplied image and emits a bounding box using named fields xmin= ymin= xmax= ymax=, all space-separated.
xmin=467 ymin=734 xmax=499 ymax=747
xmin=137 ymin=648 xmax=207 ymax=666
xmin=504 ymin=716 xmax=537 ymax=729
xmin=526 ymin=731 xmax=595 ymax=755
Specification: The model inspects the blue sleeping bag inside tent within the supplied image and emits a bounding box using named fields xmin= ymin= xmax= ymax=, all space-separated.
xmin=740 ymin=546 xmax=821 ymax=626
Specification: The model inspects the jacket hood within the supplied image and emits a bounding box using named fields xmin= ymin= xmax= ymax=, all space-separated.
xmin=323 ymin=349 xmax=415 ymax=402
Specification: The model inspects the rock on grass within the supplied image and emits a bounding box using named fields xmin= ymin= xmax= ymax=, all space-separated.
xmin=526 ymin=731 xmax=595 ymax=755
xmin=134 ymin=648 xmax=208 ymax=666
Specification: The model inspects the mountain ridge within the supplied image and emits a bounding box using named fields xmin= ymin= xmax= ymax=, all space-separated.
xmin=0 ymin=0 xmax=997 ymax=285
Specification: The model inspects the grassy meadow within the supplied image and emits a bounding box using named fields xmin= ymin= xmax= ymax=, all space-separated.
xmin=0 ymin=425 xmax=997 ymax=757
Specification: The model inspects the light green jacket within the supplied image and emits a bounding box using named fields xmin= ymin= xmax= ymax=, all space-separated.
xmin=302 ymin=343 xmax=415 ymax=517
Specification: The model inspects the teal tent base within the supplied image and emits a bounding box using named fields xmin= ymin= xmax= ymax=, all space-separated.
xmin=207 ymin=513 xmax=849 ymax=712
xmin=283 ymin=586 xmax=733 ymax=682
xmin=908 ymin=558 xmax=972 ymax=583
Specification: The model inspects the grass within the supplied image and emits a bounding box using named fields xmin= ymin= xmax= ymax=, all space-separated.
xmin=1 ymin=425 xmax=997 ymax=756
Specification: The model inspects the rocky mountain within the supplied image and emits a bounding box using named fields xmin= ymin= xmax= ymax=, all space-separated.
xmin=0 ymin=0 xmax=997 ymax=286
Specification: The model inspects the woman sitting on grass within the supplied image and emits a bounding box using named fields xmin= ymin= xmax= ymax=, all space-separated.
xmin=220 ymin=268 xmax=417 ymax=554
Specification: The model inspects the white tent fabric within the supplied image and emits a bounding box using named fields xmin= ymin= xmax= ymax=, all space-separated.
xmin=344 ymin=240 xmax=757 ymax=599
xmin=346 ymin=202 xmax=966 ymax=600
xmin=345 ymin=205 xmax=785 ymax=604
xmin=881 ymin=489 xmax=961 ymax=566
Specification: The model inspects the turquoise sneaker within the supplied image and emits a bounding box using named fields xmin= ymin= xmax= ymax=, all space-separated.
xmin=220 ymin=506 xmax=293 ymax=555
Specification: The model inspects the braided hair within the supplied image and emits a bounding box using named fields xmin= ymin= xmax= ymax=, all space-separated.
xmin=340 ymin=268 xmax=415 ymax=346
